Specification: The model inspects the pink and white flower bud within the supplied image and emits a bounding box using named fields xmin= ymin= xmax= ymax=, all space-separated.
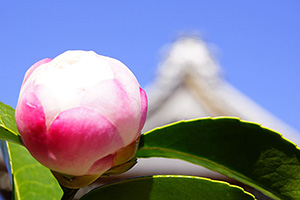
xmin=15 ymin=51 xmax=147 ymax=179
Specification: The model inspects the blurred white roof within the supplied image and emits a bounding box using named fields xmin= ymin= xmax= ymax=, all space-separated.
xmin=143 ymin=36 xmax=300 ymax=146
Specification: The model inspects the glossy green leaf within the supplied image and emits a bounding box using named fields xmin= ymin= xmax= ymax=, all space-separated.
xmin=80 ymin=175 xmax=255 ymax=200
xmin=0 ymin=102 xmax=22 ymax=145
xmin=136 ymin=117 xmax=300 ymax=200
xmin=1 ymin=141 xmax=63 ymax=200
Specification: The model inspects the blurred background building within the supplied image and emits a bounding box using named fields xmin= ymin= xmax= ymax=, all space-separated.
xmin=143 ymin=36 xmax=300 ymax=143
xmin=1 ymin=36 xmax=299 ymax=199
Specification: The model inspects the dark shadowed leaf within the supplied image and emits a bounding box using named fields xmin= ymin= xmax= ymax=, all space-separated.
xmin=80 ymin=175 xmax=255 ymax=200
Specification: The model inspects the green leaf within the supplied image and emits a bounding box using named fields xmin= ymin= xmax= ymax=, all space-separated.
xmin=136 ymin=117 xmax=300 ymax=200
xmin=1 ymin=141 xmax=63 ymax=200
xmin=80 ymin=175 xmax=255 ymax=200
xmin=0 ymin=102 xmax=22 ymax=145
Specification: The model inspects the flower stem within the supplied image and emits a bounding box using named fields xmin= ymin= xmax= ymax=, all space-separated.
xmin=60 ymin=184 xmax=79 ymax=200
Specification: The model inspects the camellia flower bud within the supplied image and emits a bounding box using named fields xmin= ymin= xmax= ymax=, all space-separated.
xmin=15 ymin=51 xmax=147 ymax=188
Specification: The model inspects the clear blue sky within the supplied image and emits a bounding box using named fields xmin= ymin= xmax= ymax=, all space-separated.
xmin=0 ymin=1 xmax=299 ymax=132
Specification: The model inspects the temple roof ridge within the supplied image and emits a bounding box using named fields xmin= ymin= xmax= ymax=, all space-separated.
xmin=157 ymin=36 xmax=221 ymax=85
xmin=143 ymin=36 xmax=300 ymax=146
